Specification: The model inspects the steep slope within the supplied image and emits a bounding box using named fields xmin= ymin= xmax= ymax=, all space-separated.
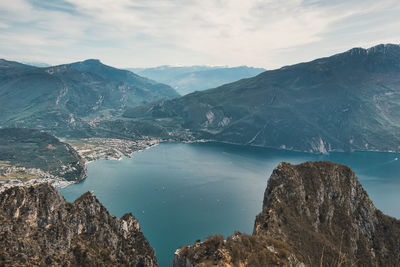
xmin=0 ymin=183 xmax=158 ymax=266
xmin=124 ymin=44 xmax=400 ymax=153
xmin=0 ymin=128 xmax=85 ymax=182
xmin=71 ymin=59 xmax=179 ymax=100
xmin=173 ymin=161 xmax=400 ymax=267
xmin=129 ymin=65 xmax=265 ymax=95
xmin=0 ymin=58 xmax=36 ymax=76
xmin=0 ymin=59 xmax=178 ymax=136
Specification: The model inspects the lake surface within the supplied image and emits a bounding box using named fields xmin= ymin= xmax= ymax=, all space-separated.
xmin=60 ymin=142 xmax=400 ymax=267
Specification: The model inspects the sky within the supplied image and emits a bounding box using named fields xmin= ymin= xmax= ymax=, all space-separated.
xmin=0 ymin=0 xmax=399 ymax=69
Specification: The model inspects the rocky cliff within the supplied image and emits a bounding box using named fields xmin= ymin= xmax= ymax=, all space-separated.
xmin=0 ymin=183 xmax=158 ymax=266
xmin=173 ymin=161 xmax=400 ymax=266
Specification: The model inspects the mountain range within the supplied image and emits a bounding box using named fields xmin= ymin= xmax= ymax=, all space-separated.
xmin=2 ymin=44 xmax=400 ymax=153
xmin=124 ymin=44 xmax=400 ymax=153
xmin=0 ymin=59 xmax=178 ymax=136
xmin=128 ymin=65 xmax=265 ymax=95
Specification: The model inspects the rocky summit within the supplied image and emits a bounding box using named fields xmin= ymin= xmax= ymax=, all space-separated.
xmin=0 ymin=183 xmax=158 ymax=266
xmin=173 ymin=161 xmax=400 ymax=267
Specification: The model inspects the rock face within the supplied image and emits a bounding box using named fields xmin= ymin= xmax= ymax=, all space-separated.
xmin=173 ymin=161 xmax=400 ymax=266
xmin=0 ymin=183 xmax=158 ymax=266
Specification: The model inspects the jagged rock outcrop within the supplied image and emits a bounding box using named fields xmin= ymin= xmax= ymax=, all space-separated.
xmin=173 ymin=161 xmax=400 ymax=266
xmin=0 ymin=183 xmax=158 ymax=266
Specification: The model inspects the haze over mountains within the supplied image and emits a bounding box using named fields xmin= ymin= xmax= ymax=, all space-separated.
xmin=0 ymin=59 xmax=178 ymax=135
xmin=128 ymin=65 xmax=265 ymax=95
xmin=124 ymin=44 xmax=400 ymax=153
xmin=2 ymin=43 xmax=400 ymax=266
xmin=2 ymin=44 xmax=400 ymax=154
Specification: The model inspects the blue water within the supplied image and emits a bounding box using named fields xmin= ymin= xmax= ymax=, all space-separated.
xmin=60 ymin=142 xmax=400 ymax=267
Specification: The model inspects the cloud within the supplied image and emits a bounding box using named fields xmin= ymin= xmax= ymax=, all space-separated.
xmin=0 ymin=0 xmax=399 ymax=68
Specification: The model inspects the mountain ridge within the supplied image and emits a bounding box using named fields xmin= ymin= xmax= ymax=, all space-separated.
xmin=123 ymin=43 xmax=400 ymax=153
xmin=0 ymin=58 xmax=179 ymax=136
xmin=128 ymin=65 xmax=265 ymax=95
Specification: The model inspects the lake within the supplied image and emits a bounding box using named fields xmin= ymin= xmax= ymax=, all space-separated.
xmin=60 ymin=142 xmax=400 ymax=267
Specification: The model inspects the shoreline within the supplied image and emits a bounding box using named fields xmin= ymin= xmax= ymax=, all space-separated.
xmin=183 ymin=138 xmax=400 ymax=155
xmin=58 ymin=139 xmax=162 ymax=190
xmin=3 ymin=137 xmax=399 ymax=193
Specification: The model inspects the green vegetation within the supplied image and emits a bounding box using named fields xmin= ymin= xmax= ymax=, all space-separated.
xmin=178 ymin=233 xmax=299 ymax=266
xmin=0 ymin=172 xmax=40 ymax=182
xmin=0 ymin=161 xmax=10 ymax=167
xmin=0 ymin=128 xmax=85 ymax=181
xmin=124 ymin=44 xmax=400 ymax=153
xmin=0 ymin=59 xmax=178 ymax=137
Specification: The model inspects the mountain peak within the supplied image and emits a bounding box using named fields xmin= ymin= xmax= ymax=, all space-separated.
xmin=0 ymin=183 xmax=158 ymax=266
xmin=80 ymin=59 xmax=102 ymax=65
xmin=173 ymin=161 xmax=400 ymax=267
xmin=346 ymin=43 xmax=400 ymax=56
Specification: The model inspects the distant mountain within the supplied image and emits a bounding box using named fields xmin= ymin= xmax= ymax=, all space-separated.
xmin=128 ymin=65 xmax=266 ymax=95
xmin=0 ymin=59 xmax=178 ymax=136
xmin=173 ymin=161 xmax=400 ymax=266
xmin=21 ymin=61 xmax=51 ymax=67
xmin=124 ymin=44 xmax=400 ymax=153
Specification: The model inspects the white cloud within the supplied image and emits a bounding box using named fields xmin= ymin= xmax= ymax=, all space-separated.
xmin=0 ymin=0 xmax=399 ymax=68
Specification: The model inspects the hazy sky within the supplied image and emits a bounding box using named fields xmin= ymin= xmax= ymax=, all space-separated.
xmin=0 ymin=0 xmax=399 ymax=69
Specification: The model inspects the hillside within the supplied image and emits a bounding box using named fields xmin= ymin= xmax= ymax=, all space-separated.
xmin=0 ymin=59 xmax=178 ymax=136
xmin=0 ymin=183 xmax=157 ymax=266
xmin=173 ymin=161 xmax=400 ymax=267
xmin=0 ymin=128 xmax=85 ymax=182
xmin=124 ymin=44 xmax=400 ymax=153
xmin=128 ymin=65 xmax=265 ymax=95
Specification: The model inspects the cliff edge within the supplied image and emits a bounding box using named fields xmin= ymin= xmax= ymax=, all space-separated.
xmin=173 ymin=161 xmax=400 ymax=266
xmin=0 ymin=183 xmax=158 ymax=266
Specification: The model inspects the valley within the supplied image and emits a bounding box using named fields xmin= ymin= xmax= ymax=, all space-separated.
xmin=2 ymin=0 xmax=399 ymax=265
xmin=1 ymin=43 xmax=400 ymax=267
xmin=128 ymin=65 xmax=266 ymax=95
